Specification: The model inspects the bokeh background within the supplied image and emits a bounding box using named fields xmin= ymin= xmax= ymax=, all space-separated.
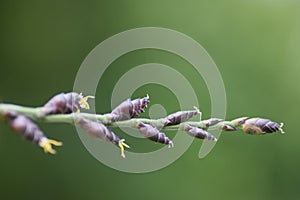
xmin=1 ymin=1 xmax=300 ymax=199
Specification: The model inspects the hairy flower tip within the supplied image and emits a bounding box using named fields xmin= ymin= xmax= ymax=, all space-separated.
xmin=3 ymin=110 xmax=62 ymax=154
xmin=75 ymin=117 xmax=129 ymax=158
xmin=183 ymin=124 xmax=217 ymax=141
xmin=137 ymin=122 xmax=174 ymax=148
xmin=41 ymin=92 xmax=94 ymax=115
xmin=242 ymin=118 xmax=285 ymax=135
xmin=164 ymin=110 xmax=199 ymax=126
xmin=110 ymin=95 xmax=150 ymax=122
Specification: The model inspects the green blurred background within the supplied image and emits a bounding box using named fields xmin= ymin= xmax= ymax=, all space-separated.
xmin=1 ymin=0 xmax=300 ymax=199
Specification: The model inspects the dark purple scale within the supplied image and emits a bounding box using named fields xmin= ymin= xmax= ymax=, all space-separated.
xmin=110 ymin=99 xmax=133 ymax=121
xmin=255 ymin=118 xmax=280 ymax=133
xmin=76 ymin=117 xmax=121 ymax=145
xmin=242 ymin=118 xmax=282 ymax=135
xmin=222 ymin=124 xmax=236 ymax=131
xmin=110 ymin=96 xmax=150 ymax=122
xmin=137 ymin=122 xmax=173 ymax=148
xmin=202 ymin=118 xmax=223 ymax=128
xmin=42 ymin=92 xmax=82 ymax=115
xmin=4 ymin=111 xmax=45 ymax=144
xmin=164 ymin=110 xmax=199 ymax=126
xmin=131 ymin=96 xmax=150 ymax=117
xmin=183 ymin=124 xmax=217 ymax=141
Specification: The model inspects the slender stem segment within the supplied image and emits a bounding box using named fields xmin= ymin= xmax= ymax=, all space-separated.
xmin=0 ymin=103 xmax=237 ymax=132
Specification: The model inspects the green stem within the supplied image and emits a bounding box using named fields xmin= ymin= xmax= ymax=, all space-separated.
xmin=0 ymin=103 xmax=234 ymax=131
xmin=0 ymin=104 xmax=41 ymax=119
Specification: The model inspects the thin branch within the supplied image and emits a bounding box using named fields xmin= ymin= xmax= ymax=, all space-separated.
xmin=0 ymin=99 xmax=285 ymax=157
xmin=0 ymin=103 xmax=239 ymax=131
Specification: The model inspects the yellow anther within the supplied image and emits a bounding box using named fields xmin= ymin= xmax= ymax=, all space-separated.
xmin=39 ymin=138 xmax=63 ymax=155
xmin=193 ymin=106 xmax=202 ymax=121
xmin=79 ymin=95 xmax=95 ymax=110
xmin=279 ymin=123 xmax=285 ymax=134
xmin=118 ymin=139 xmax=130 ymax=158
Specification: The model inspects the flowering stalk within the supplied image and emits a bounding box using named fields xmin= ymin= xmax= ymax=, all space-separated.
xmin=0 ymin=92 xmax=285 ymax=157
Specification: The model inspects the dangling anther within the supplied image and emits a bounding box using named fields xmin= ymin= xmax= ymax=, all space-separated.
xmin=279 ymin=123 xmax=285 ymax=134
xmin=118 ymin=139 xmax=130 ymax=158
xmin=79 ymin=93 xmax=95 ymax=110
xmin=193 ymin=106 xmax=202 ymax=121
xmin=39 ymin=138 xmax=63 ymax=155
